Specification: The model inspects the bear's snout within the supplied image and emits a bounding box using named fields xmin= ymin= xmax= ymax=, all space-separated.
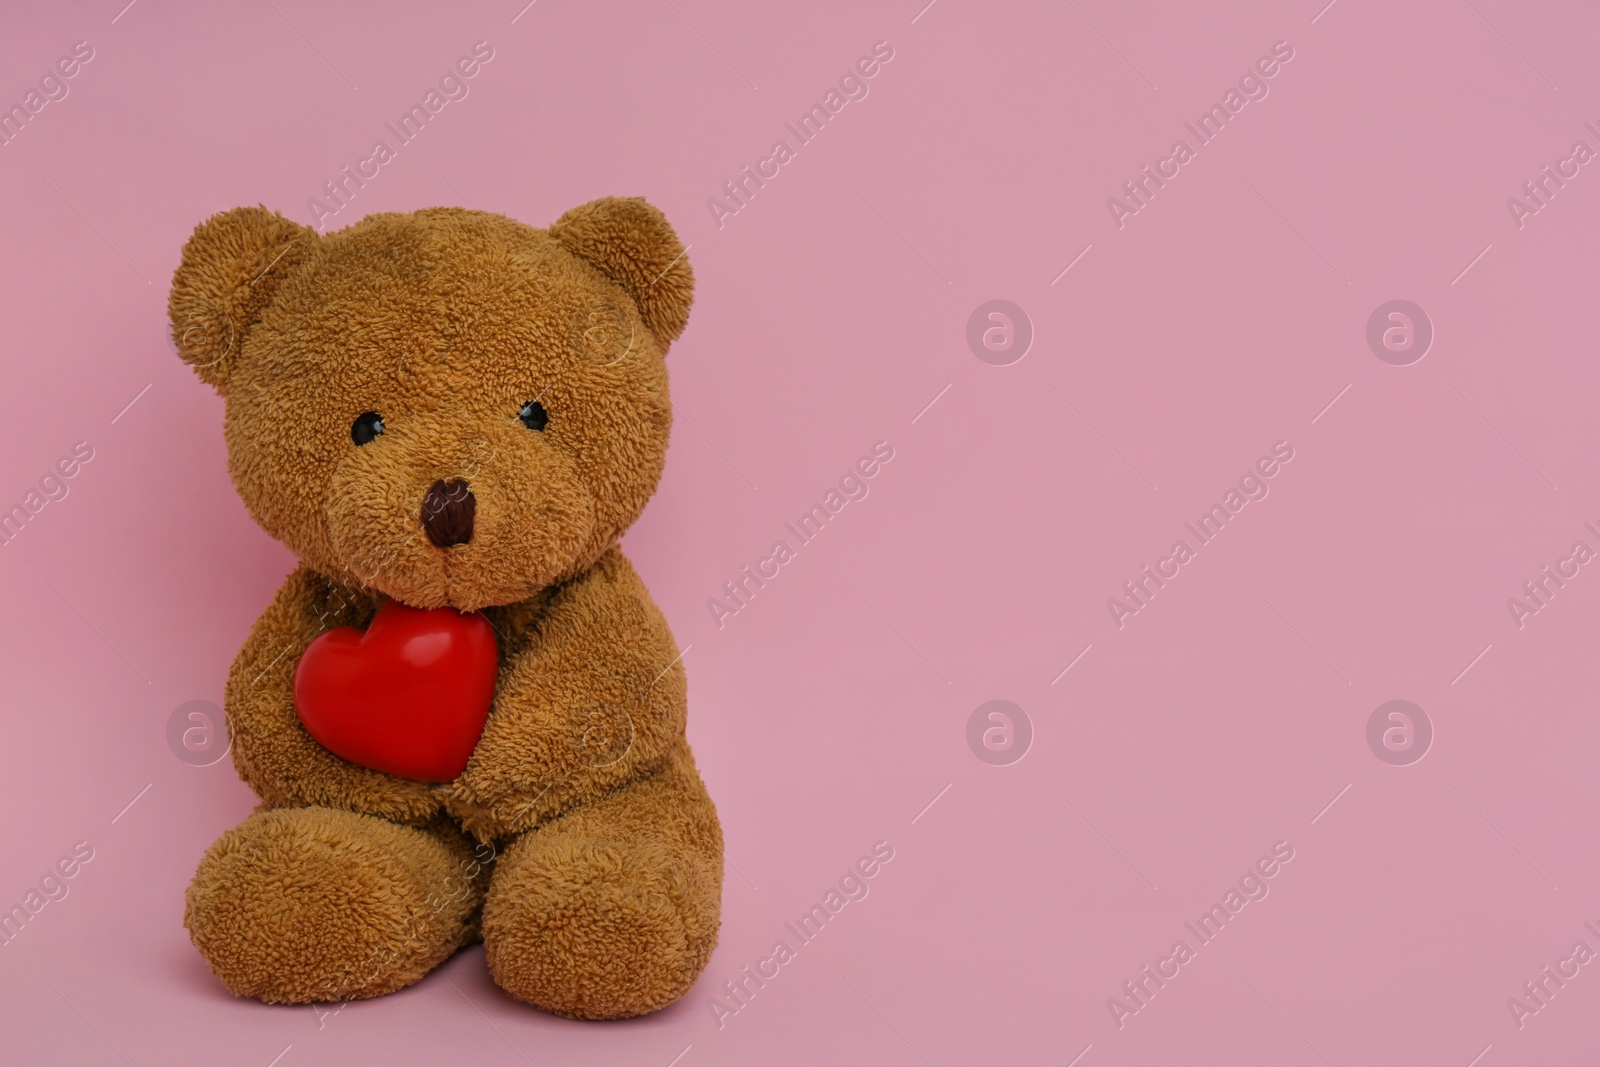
xmin=422 ymin=479 xmax=475 ymax=548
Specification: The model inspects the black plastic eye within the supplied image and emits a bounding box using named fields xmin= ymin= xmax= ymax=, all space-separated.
xmin=351 ymin=411 xmax=385 ymax=445
xmin=519 ymin=401 xmax=548 ymax=432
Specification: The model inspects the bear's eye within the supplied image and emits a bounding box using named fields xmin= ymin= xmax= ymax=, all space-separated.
xmin=518 ymin=401 xmax=549 ymax=432
xmin=351 ymin=412 xmax=385 ymax=445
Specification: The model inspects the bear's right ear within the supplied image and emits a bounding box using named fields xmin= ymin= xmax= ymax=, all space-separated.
xmin=168 ymin=206 xmax=315 ymax=393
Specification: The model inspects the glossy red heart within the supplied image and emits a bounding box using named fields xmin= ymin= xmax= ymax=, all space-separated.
xmin=294 ymin=600 xmax=498 ymax=782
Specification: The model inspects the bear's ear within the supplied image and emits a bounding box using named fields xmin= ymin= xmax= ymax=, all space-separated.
xmin=549 ymin=197 xmax=694 ymax=348
xmin=168 ymin=206 xmax=315 ymax=392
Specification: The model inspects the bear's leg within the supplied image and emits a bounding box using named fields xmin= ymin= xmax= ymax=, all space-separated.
xmin=185 ymin=806 xmax=490 ymax=1004
xmin=481 ymin=746 xmax=723 ymax=1019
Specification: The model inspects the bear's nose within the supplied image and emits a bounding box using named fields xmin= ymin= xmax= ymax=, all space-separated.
xmin=421 ymin=479 xmax=475 ymax=548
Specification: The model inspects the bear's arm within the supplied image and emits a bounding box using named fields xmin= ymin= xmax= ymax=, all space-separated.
xmin=444 ymin=548 xmax=689 ymax=841
xmin=223 ymin=565 xmax=444 ymax=822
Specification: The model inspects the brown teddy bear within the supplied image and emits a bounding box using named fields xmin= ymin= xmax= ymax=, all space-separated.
xmin=168 ymin=199 xmax=722 ymax=1019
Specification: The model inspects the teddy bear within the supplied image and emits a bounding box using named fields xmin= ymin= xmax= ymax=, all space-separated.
xmin=168 ymin=197 xmax=722 ymax=1020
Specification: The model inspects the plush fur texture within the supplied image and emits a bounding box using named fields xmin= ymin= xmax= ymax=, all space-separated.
xmin=171 ymin=200 xmax=721 ymax=1018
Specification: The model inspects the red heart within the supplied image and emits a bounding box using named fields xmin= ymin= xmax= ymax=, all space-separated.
xmin=294 ymin=600 xmax=499 ymax=782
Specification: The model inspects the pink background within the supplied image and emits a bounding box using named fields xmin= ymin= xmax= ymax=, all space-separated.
xmin=2 ymin=0 xmax=1598 ymax=1063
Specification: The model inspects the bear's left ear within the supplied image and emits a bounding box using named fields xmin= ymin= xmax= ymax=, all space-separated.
xmin=168 ymin=206 xmax=316 ymax=393
xmin=549 ymin=197 xmax=694 ymax=348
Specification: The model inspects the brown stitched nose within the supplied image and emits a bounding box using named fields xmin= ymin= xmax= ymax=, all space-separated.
xmin=421 ymin=479 xmax=475 ymax=548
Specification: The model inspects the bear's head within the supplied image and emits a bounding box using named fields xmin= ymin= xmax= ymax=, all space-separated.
xmin=169 ymin=200 xmax=693 ymax=611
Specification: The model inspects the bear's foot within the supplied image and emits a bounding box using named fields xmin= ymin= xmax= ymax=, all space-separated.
xmin=483 ymin=832 xmax=719 ymax=1019
xmin=185 ymin=806 xmax=488 ymax=1004
xmin=480 ymin=758 xmax=723 ymax=1019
